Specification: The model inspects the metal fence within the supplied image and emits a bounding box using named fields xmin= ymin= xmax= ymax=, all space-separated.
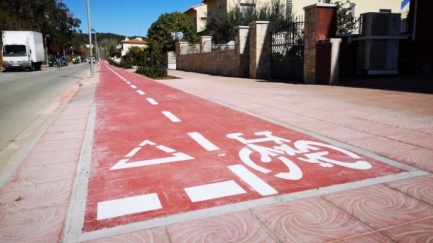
xmin=271 ymin=19 xmax=305 ymax=81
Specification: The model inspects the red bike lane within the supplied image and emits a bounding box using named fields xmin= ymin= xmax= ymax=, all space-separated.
xmin=84 ymin=64 xmax=406 ymax=231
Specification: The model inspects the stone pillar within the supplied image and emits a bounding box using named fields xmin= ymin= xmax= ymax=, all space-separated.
xmin=234 ymin=26 xmax=250 ymax=77
xmin=249 ymin=21 xmax=272 ymax=79
xmin=303 ymin=3 xmax=337 ymax=84
xmin=200 ymin=36 xmax=212 ymax=53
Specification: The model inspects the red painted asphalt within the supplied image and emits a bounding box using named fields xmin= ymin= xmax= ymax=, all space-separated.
xmin=84 ymin=64 xmax=406 ymax=231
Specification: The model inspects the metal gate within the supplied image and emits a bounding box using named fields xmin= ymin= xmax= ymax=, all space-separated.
xmin=271 ymin=19 xmax=305 ymax=81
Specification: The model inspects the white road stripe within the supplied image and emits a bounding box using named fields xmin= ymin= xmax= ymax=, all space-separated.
xmin=228 ymin=165 xmax=278 ymax=196
xmin=137 ymin=90 xmax=145 ymax=95
xmin=131 ymin=85 xmax=137 ymax=89
xmin=146 ymin=98 xmax=158 ymax=105
xmin=188 ymin=132 xmax=219 ymax=151
xmin=185 ymin=180 xmax=246 ymax=202
xmin=125 ymin=147 xmax=141 ymax=158
xmin=97 ymin=193 xmax=162 ymax=220
xmin=162 ymin=111 xmax=181 ymax=122
xmin=126 ymin=81 xmax=131 ymax=84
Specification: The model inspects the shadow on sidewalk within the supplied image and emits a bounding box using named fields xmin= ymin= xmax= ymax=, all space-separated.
xmin=260 ymin=75 xmax=433 ymax=94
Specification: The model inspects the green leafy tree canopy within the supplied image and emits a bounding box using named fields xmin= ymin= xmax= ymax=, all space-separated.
xmin=206 ymin=0 xmax=293 ymax=43
xmin=147 ymin=12 xmax=198 ymax=51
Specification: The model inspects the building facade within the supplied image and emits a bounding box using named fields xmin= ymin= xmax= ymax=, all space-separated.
xmin=184 ymin=4 xmax=208 ymax=33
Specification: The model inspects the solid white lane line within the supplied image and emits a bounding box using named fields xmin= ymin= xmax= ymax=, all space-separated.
xmin=97 ymin=193 xmax=162 ymax=220
xmin=185 ymin=180 xmax=246 ymax=202
xmin=162 ymin=111 xmax=181 ymax=122
xmin=137 ymin=90 xmax=145 ymax=95
xmin=131 ymin=85 xmax=137 ymax=89
xmin=125 ymin=147 xmax=141 ymax=158
xmin=188 ymin=132 xmax=219 ymax=151
xmin=146 ymin=98 xmax=158 ymax=105
xmin=228 ymin=165 xmax=278 ymax=196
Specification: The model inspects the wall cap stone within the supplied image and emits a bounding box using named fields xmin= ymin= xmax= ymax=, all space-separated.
xmin=249 ymin=21 xmax=271 ymax=25
xmin=304 ymin=3 xmax=337 ymax=10
xmin=234 ymin=26 xmax=250 ymax=30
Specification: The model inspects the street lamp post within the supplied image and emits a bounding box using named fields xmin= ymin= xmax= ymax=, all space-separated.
xmin=92 ymin=28 xmax=100 ymax=62
xmin=44 ymin=35 xmax=50 ymax=65
xmin=86 ymin=0 xmax=94 ymax=77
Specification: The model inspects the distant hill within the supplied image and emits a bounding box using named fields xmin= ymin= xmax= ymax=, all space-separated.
xmin=78 ymin=33 xmax=147 ymax=43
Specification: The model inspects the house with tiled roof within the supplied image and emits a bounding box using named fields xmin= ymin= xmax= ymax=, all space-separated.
xmin=184 ymin=4 xmax=207 ymax=33
xmin=118 ymin=37 xmax=148 ymax=57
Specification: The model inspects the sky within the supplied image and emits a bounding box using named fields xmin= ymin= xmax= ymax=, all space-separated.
xmin=61 ymin=0 xmax=203 ymax=37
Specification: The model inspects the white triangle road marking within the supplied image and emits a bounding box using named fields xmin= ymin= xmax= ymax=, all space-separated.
xmin=110 ymin=140 xmax=194 ymax=170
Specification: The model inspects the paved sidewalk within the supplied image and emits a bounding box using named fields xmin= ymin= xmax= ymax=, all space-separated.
xmin=0 ymin=65 xmax=432 ymax=242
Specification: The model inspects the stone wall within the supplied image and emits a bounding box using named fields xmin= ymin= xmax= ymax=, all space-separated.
xmin=175 ymin=22 xmax=271 ymax=79
xmin=176 ymin=50 xmax=238 ymax=76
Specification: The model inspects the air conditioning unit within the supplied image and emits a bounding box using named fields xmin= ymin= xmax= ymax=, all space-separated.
xmin=357 ymin=39 xmax=399 ymax=74
xmin=360 ymin=13 xmax=401 ymax=36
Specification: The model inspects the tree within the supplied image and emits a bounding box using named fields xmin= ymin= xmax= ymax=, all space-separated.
xmin=205 ymin=0 xmax=292 ymax=43
xmin=0 ymin=0 xmax=81 ymax=50
xmin=147 ymin=12 xmax=198 ymax=51
xmin=324 ymin=0 xmax=358 ymax=34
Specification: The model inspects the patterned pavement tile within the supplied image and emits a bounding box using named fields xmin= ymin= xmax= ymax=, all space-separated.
xmin=332 ymin=232 xmax=394 ymax=243
xmin=83 ymin=227 xmax=169 ymax=243
xmin=386 ymin=175 xmax=433 ymax=205
xmin=8 ymin=163 xmax=76 ymax=186
xmin=0 ymin=205 xmax=67 ymax=243
xmin=0 ymin=181 xmax=72 ymax=213
xmin=323 ymin=184 xmax=433 ymax=230
xmin=380 ymin=217 xmax=433 ymax=243
xmin=167 ymin=211 xmax=276 ymax=243
xmin=251 ymin=197 xmax=371 ymax=243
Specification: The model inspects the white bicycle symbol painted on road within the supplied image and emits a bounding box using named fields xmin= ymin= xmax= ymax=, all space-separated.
xmin=227 ymin=131 xmax=372 ymax=181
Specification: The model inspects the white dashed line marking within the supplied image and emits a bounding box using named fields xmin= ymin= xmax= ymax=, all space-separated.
xmin=228 ymin=165 xmax=278 ymax=196
xmin=131 ymin=85 xmax=137 ymax=89
xmin=185 ymin=180 xmax=246 ymax=202
xmin=162 ymin=111 xmax=181 ymax=122
xmin=137 ymin=90 xmax=145 ymax=95
xmin=146 ymin=98 xmax=158 ymax=105
xmin=97 ymin=194 xmax=162 ymax=220
xmin=188 ymin=132 xmax=220 ymax=151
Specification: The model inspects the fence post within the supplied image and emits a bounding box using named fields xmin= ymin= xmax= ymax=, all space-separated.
xmin=303 ymin=3 xmax=337 ymax=84
xmin=234 ymin=26 xmax=250 ymax=77
xmin=249 ymin=21 xmax=272 ymax=79
xmin=200 ymin=36 xmax=212 ymax=53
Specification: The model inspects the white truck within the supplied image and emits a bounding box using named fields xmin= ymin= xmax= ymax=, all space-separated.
xmin=1 ymin=31 xmax=45 ymax=71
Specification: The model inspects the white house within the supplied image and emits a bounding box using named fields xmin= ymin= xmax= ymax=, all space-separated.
xmin=118 ymin=37 xmax=148 ymax=57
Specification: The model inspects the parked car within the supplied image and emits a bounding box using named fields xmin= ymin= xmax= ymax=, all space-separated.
xmin=49 ymin=56 xmax=68 ymax=67
xmin=88 ymin=57 xmax=96 ymax=64
xmin=72 ymin=56 xmax=81 ymax=64
xmin=48 ymin=57 xmax=56 ymax=67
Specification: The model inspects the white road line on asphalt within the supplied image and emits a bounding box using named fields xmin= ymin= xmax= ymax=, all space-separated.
xmin=228 ymin=165 xmax=278 ymax=196
xmin=131 ymin=85 xmax=137 ymax=89
xmin=137 ymin=90 xmax=145 ymax=95
xmin=126 ymin=81 xmax=131 ymax=84
xmin=125 ymin=147 xmax=141 ymax=158
xmin=185 ymin=180 xmax=246 ymax=202
xmin=146 ymin=98 xmax=158 ymax=105
xmin=188 ymin=132 xmax=220 ymax=151
xmin=162 ymin=111 xmax=181 ymax=122
xmin=97 ymin=193 xmax=162 ymax=220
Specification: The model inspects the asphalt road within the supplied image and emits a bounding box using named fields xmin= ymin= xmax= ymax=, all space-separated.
xmin=0 ymin=63 xmax=89 ymax=152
